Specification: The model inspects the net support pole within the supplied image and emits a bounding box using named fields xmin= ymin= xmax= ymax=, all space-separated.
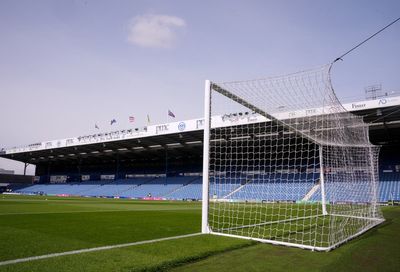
xmin=319 ymin=145 xmax=328 ymax=215
xmin=202 ymin=80 xmax=211 ymax=233
xmin=369 ymin=147 xmax=378 ymax=217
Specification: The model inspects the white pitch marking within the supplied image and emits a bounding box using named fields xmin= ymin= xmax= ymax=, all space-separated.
xmin=0 ymin=232 xmax=202 ymax=266
xmin=0 ymin=207 xmax=200 ymax=216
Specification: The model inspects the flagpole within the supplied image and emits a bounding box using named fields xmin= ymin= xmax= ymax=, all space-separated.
xmin=146 ymin=114 xmax=151 ymax=126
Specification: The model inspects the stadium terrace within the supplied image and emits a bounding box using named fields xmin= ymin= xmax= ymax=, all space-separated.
xmin=0 ymin=95 xmax=399 ymax=204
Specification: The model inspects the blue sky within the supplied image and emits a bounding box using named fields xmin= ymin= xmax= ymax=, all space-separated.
xmin=0 ymin=0 xmax=399 ymax=174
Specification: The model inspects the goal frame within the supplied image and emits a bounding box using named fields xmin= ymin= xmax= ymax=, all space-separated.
xmin=201 ymin=78 xmax=384 ymax=251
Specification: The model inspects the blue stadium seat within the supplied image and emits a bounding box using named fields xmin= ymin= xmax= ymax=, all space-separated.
xmin=12 ymin=172 xmax=400 ymax=202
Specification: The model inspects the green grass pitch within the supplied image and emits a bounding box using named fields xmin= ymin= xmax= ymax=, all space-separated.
xmin=208 ymin=201 xmax=380 ymax=249
xmin=0 ymin=194 xmax=399 ymax=272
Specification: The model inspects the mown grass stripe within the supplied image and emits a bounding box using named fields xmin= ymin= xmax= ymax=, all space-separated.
xmin=0 ymin=233 xmax=202 ymax=267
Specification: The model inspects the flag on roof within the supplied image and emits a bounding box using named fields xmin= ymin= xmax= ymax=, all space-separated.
xmin=110 ymin=119 xmax=117 ymax=125
xmin=147 ymin=114 xmax=151 ymax=124
xmin=95 ymin=124 xmax=99 ymax=129
xmin=129 ymin=116 xmax=135 ymax=123
xmin=168 ymin=110 xmax=176 ymax=118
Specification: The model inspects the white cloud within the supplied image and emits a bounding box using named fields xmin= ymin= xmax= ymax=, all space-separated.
xmin=127 ymin=14 xmax=186 ymax=49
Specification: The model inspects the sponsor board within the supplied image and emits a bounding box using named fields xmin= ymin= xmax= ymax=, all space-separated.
xmin=142 ymin=197 xmax=165 ymax=201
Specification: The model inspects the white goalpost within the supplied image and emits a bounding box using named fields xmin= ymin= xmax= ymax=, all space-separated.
xmin=202 ymin=64 xmax=384 ymax=251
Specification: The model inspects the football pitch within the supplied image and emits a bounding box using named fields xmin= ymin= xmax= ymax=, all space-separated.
xmin=0 ymin=195 xmax=399 ymax=272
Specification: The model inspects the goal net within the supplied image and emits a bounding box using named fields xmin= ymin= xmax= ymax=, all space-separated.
xmin=201 ymin=64 xmax=384 ymax=251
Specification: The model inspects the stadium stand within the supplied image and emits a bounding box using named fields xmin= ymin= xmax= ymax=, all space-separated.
xmin=166 ymin=177 xmax=202 ymax=200
xmin=224 ymin=173 xmax=317 ymax=201
xmin=1 ymin=98 xmax=400 ymax=203
xmin=379 ymin=172 xmax=400 ymax=201
xmin=13 ymin=176 xmax=203 ymax=199
xmin=9 ymin=171 xmax=399 ymax=202
xmin=84 ymin=178 xmax=144 ymax=197
xmin=119 ymin=177 xmax=176 ymax=198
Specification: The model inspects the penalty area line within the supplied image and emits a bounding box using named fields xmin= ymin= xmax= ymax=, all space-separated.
xmin=0 ymin=232 xmax=202 ymax=266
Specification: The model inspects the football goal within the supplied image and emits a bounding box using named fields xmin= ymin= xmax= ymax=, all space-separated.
xmin=201 ymin=64 xmax=384 ymax=251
